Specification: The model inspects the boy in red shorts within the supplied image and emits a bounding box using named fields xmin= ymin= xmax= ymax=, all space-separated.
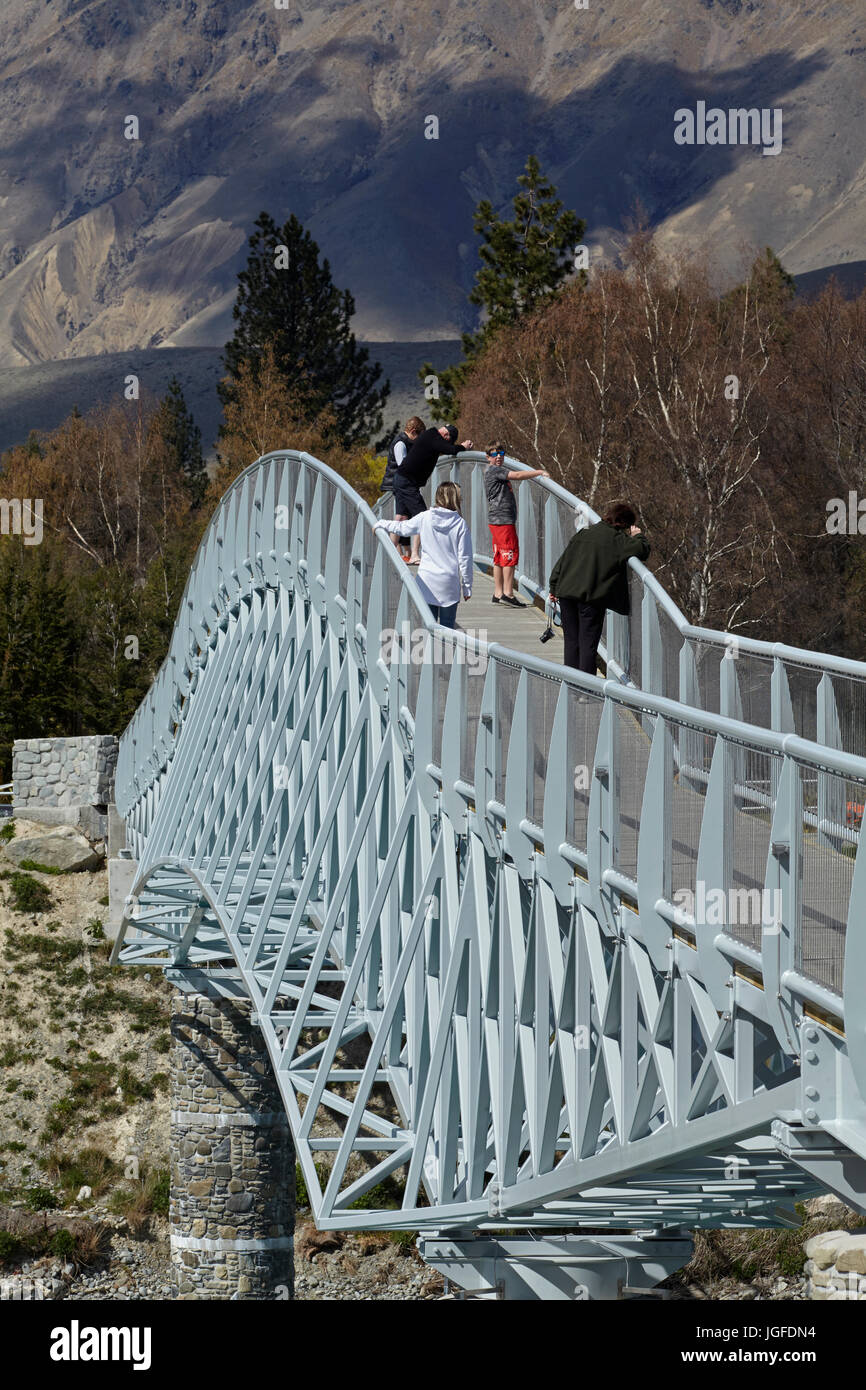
xmin=482 ymin=443 xmax=549 ymax=606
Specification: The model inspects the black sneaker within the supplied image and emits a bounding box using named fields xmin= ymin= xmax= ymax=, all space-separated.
xmin=492 ymin=595 xmax=501 ymax=603
xmin=501 ymin=594 xmax=526 ymax=608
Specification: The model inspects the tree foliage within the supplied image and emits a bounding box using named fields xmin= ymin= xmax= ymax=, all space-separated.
xmin=221 ymin=212 xmax=389 ymax=447
xmin=157 ymin=378 xmax=207 ymax=506
xmin=456 ymin=234 xmax=866 ymax=654
xmin=422 ymin=156 xmax=584 ymax=419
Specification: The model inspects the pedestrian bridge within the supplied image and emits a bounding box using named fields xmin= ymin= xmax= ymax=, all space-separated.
xmin=111 ymin=448 xmax=866 ymax=1295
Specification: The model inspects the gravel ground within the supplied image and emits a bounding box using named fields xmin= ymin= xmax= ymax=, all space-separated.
xmin=1 ymin=1211 xmax=446 ymax=1301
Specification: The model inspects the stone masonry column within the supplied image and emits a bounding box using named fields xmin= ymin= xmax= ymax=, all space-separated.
xmin=170 ymin=983 xmax=295 ymax=1299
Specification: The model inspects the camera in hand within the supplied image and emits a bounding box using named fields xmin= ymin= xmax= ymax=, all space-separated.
xmin=539 ymin=625 xmax=554 ymax=644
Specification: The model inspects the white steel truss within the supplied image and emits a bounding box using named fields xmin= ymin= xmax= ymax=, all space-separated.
xmin=112 ymin=450 xmax=866 ymax=1236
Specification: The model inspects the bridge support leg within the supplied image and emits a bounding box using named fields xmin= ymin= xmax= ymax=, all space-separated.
xmin=169 ymin=980 xmax=294 ymax=1300
xmin=419 ymin=1232 xmax=693 ymax=1300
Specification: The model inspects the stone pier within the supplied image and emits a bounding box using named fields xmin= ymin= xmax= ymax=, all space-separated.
xmin=170 ymin=981 xmax=295 ymax=1300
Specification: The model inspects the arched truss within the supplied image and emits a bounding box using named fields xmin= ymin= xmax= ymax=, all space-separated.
xmin=113 ymin=451 xmax=866 ymax=1233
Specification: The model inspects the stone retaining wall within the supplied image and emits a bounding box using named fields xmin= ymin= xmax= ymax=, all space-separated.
xmin=12 ymin=735 xmax=117 ymax=838
xmin=170 ymin=986 xmax=294 ymax=1300
xmin=805 ymin=1230 xmax=866 ymax=1299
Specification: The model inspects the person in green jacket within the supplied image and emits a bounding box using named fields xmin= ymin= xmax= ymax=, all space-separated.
xmin=548 ymin=501 xmax=650 ymax=674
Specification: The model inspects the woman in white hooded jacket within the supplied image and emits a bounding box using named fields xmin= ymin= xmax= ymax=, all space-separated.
xmin=374 ymin=482 xmax=472 ymax=629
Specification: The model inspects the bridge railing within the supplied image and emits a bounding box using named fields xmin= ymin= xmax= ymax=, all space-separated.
xmin=378 ymin=451 xmax=866 ymax=764
xmin=118 ymin=447 xmax=866 ymax=1016
xmin=113 ymin=447 xmax=866 ymax=1227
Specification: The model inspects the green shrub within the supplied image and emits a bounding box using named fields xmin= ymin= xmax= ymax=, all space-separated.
xmin=0 ymin=1230 xmax=20 ymax=1263
xmin=0 ymin=821 xmax=15 ymax=843
xmin=49 ymin=1229 xmax=76 ymax=1258
xmin=295 ymin=1161 xmax=325 ymax=1209
xmin=44 ymin=1147 xmax=117 ymax=1200
xmin=24 ymin=1185 xmax=58 ymax=1212
xmin=4 ymin=872 xmax=53 ymax=913
xmin=151 ymin=1169 xmax=170 ymax=1216
xmin=118 ymin=1066 xmax=153 ymax=1103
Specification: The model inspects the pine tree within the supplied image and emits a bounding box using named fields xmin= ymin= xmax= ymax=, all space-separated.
xmin=0 ymin=539 xmax=80 ymax=778
xmin=220 ymin=212 xmax=390 ymax=447
xmin=422 ymin=157 xmax=585 ymax=419
xmin=157 ymin=377 xmax=207 ymax=505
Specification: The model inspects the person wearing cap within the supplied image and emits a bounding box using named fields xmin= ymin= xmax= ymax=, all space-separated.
xmin=393 ymin=424 xmax=472 ymax=563
xmin=482 ymin=442 xmax=549 ymax=607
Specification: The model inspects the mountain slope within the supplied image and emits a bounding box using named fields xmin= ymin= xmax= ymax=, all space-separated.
xmin=0 ymin=0 xmax=862 ymax=364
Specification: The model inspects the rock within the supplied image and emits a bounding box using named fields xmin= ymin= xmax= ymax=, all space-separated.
xmin=833 ymin=1237 xmax=866 ymax=1275
xmin=803 ymin=1230 xmax=850 ymax=1269
xmin=806 ymin=1194 xmax=854 ymax=1224
xmin=5 ymin=826 xmax=102 ymax=872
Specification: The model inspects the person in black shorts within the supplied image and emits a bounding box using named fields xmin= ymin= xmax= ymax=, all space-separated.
xmin=393 ymin=424 xmax=472 ymax=563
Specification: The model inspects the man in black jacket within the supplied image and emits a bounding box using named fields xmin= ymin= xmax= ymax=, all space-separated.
xmin=393 ymin=424 xmax=472 ymax=563
xmin=549 ymin=501 xmax=650 ymax=674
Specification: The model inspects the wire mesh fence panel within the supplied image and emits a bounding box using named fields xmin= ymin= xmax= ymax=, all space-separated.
xmin=614 ymin=705 xmax=655 ymax=881
xmin=521 ymin=484 xmax=543 ymax=594
xmin=797 ymin=765 xmax=859 ymax=997
xmin=339 ymin=502 xmax=356 ymax=596
xmin=725 ymin=745 xmax=782 ymax=952
xmin=384 ymin=559 xmax=404 ymax=637
xmin=402 ymin=618 xmax=427 ymax=722
xmin=469 ymin=464 xmax=488 ymax=554
xmin=627 ymin=570 xmax=644 ymax=689
xmin=735 ymin=738 xmax=780 ymax=811
xmin=318 ymin=478 xmax=336 ymax=580
xmin=669 ymin=719 xmax=713 ymax=901
xmin=830 ymin=673 xmax=866 ymax=759
xmin=298 ymin=463 xmax=315 ymax=552
xmin=657 ymin=605 xmax=682 ymax=701
xmin=566 ymin=687 xmax=603 ymax=851
xmin=526 ymin=672 xmax=561 ymax=824
xmin=494 ymin=660 xmax=521 ymax=804
xmin=243 ymin=474 xmax=257 ymax=556
xmin=460 ymin=656 xmax=488 ymax=785
xmin=735 ymin=653 xmax=773 ymax=731
xmin=693 ymin=640 xmax=724 ymax=716
xmin=358 ymin=525 xmax=378 ymax=633
xmin=547 ymin=498 xmax=574 ymax=587
xmin=431 ymin=658 xmax=450 ymax=770
xmin=452 ymin=457 xmax=475 ymax=502
xmin=786 ymin=662 xmax=821 ymax=744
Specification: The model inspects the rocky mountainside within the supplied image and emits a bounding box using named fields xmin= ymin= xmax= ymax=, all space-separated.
xmin=0 ymin=0 xmax=862 ymax=367
xmin=0 ymin=340 xmax=460 ymax=456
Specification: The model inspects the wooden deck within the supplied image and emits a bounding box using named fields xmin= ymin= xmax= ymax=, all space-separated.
xmin=457 ymin=563 xmax=562 ymax=661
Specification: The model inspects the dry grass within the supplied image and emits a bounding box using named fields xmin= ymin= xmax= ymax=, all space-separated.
xmin=667 ymin=1202 xmax=866 ymax=1289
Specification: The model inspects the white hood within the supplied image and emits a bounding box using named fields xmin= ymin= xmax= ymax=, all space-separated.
xmin=378 ymin=507 xmax=474 ymax=608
